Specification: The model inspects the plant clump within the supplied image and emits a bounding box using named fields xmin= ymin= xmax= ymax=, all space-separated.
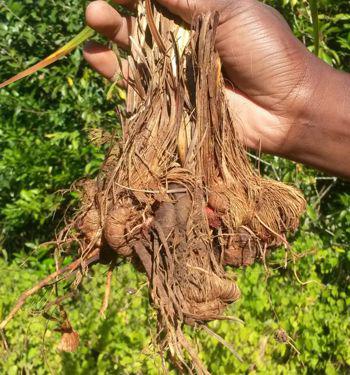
xmin=0 ymin=1 xmax=305 ymax=373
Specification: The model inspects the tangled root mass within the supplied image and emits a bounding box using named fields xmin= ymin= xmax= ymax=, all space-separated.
xmin=74 ymin=5 xmax=305 ymax=370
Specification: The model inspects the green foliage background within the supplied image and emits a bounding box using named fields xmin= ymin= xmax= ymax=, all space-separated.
xmin=0 ymin=0 xmax=349 ymax=373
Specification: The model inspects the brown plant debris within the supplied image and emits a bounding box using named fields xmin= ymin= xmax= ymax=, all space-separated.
xmin=0 ymin=1 xmax=306 ymax=373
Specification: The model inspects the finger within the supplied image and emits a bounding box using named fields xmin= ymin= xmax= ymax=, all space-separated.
xmin=83 ymin=41 xmax=129 ymax=86
xmin=156 ymin=0 xmax=192 ymax=22
xmin=86 ymin=1 xmax=134 ymax=49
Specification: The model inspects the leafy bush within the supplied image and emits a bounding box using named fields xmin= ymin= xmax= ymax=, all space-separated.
xmin=0 ymin=0 xmax=117 ymax=253
xmin=0 ymin=0 xmax=349 ymax=374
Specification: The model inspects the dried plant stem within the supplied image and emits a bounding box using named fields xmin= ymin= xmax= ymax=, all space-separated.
xmin=0 ymin=249 xmax=99 ymax=330
xmin=99 ymin=260 xmax=116 ymax=317
xmin=202 ymin=325 xmax=243 ymax=363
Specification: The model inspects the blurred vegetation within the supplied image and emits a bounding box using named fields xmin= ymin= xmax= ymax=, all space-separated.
xmin=0 ymin=0 xmax=349 ymax=374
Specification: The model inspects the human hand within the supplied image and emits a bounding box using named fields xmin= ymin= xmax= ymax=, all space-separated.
xmin=84 ymin=0 xmax=350 ymax=178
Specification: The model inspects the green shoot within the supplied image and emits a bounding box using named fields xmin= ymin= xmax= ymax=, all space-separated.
xmin=0 ymin=26 xmax=95 ymax=89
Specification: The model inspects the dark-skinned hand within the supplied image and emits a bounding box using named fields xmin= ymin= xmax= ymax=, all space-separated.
xmin=83 ymin=0 xmax=350 ymax=178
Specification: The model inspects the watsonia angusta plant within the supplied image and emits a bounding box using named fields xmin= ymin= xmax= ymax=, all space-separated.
xmin=0 ymin=1 xmax=308 ymax=373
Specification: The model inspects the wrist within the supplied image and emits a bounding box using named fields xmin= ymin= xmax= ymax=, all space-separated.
xmin=281 ymin=60 xmax=350 ymax=178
